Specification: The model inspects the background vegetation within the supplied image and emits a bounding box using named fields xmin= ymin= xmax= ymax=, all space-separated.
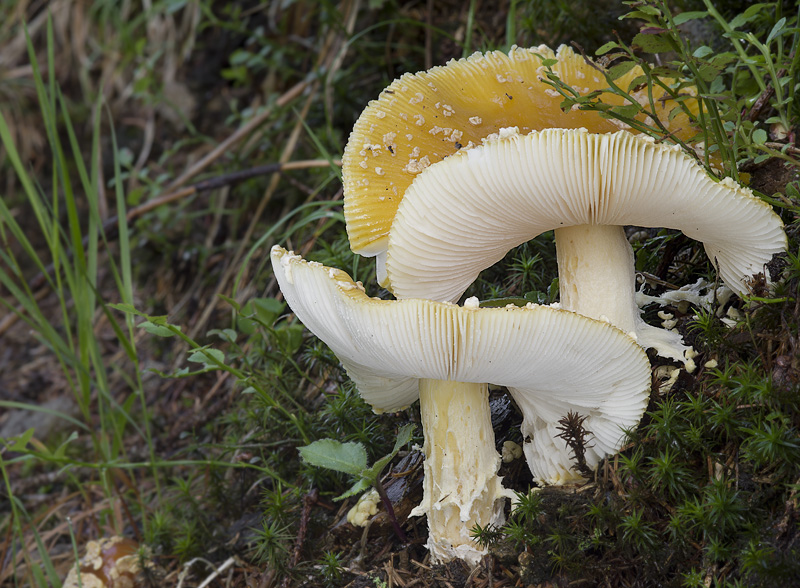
xmin=0 ymin=0 xmax=798 ymax=586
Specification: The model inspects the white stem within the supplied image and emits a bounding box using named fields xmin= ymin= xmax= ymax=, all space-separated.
xmin=555 ymin=224 xmax=693 ymax=366
xmin=410 ymin=379 xmax=512 ymax=567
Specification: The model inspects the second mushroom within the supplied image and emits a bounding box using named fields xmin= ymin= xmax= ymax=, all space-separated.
xmin=384 ymin=128 xmax=786 ymax=366
xmin=272 ymin=245 xmax=651 ymax=565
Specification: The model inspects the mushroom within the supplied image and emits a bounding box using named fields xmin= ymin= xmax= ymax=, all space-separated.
xmin=272 ymin=245 xmax=651 ymax=564
xmin=383 ymin=128 xmax=787 ymax=364
xmin=342 ymin=44 xmax=699 ymax=282
xmin=62 ymin=536 xmax=142 ymax=588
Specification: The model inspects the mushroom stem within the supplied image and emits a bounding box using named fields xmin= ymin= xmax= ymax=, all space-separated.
xmin=555 ymin=224 xmax=692 ymax=365
xmin=411 ymin=379 xmax=511 ymax=567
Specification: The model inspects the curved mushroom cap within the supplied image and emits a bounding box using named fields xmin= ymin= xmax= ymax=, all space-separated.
xmin=272 ymin=245 xmax=651 ymax=482
xmin=343 ymin=44 xmax=698 ymax=258
xmin=385 ymin=128 xmax=786 ymax=302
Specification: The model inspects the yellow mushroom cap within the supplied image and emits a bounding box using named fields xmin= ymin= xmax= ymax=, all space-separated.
xmin=343 ymin=44 xmax=698 ymax=258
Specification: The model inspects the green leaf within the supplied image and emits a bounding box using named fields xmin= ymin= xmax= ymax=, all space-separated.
xmin=729 ymin=4 xmax=771 ymax=30
xmin=252 ymin=297 xmax=285 ymax=325
xmin=187 ymin=347 xmax=225 ymax=368
xmin=217 ymin=294 xmax=241 ymax=312
xmin=633 ymin=32 xmax=674 ymax=54
xmin=596 ymin=41 xmax=619 ymax=56
xmin=697 ymin=64 xmax=722 ymax=82
xmin=208 ymin=328 xmax=238 ymax=343
xmin=337 ymin=478 xmax=372 ymax=501
xmin=607 ymin=60 xmax=638 ymax=80
xmin=752 ymin=128 xmax=768 ymax=145
xmin=371 ymin=424 xmax=415 ymax=475
xmin=672 ymin=11 xmax=707 ymax=26
xmin=298 ymin=439 xmax=368 ymax=476
xmin=139 ymin=320 xmax=179 ymax=337
xmin=275 ymin=323 xmax=304 ymax=355
xmin=693 ymin=45 xmax=714 ymax=59
xmin=52 ymin=431 xmax=78 ymax=460
xmin=108 ymin=302 xmax=148 ymax=317
xmin=766 ymin=17 xmax=786 ymax=45
xmin=6 ymin=428 xmax=35 ymax=452
xmin=621 ymin=10 xmax=655 ymax=21
xmin=609 ymin=104 xmax=641 ymax=119
xmin=622 ymin=5 xmax=660 ymax=18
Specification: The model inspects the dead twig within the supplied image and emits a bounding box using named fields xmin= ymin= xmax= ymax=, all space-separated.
xmin=279 ymin=488 xmax=319 ymax=588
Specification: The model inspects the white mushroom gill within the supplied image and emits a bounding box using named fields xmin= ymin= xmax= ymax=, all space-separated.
xmin=271 ymin=245 xmax=651 ymax=565
xmin=384 ymin=128 xmax=787 ymax=366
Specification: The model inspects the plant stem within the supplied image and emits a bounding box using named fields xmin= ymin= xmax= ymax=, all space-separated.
xmin=373 ymin=477 xmax=407 ymax=543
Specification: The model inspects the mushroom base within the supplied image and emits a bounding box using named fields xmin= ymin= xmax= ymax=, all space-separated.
xmin=410 ymin=379 xmax=513 ymax=567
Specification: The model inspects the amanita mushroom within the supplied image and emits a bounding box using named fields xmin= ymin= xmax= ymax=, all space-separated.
xmin=272 ymin=245 xmax=651 ymax=564
xmin=383 ymin=128 xmax=787 ymax=364
xmin=342 ymin=44 xmax=699 ymax=282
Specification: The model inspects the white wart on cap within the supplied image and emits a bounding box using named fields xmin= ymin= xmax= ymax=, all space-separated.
xmin=384 ymin=128 xmax=787 ymax=364
xmin=271 ymin=245 xmax=651 ymax=563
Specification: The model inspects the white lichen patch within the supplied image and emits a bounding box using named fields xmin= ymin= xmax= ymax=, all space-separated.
xmin=414 ymin=114 xmax=425 ymax=126
xmin=469 ymin=116 xmax=482 ymax=125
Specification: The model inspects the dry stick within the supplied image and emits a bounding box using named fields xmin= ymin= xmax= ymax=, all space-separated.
xmin=165 ymin=77 xmax=312 ymax=192
xmin=748 ymin=53 xmax=792 ymax=123
xmin=186 ymin=86 xmax=319 ymax=340
xmin=191 ymin=8 xmax=360 ymax=339
xmin=0 ymin=158 xmax=338 ymax=338
xmin=278 ymin=488 xmax=319 ymax=588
